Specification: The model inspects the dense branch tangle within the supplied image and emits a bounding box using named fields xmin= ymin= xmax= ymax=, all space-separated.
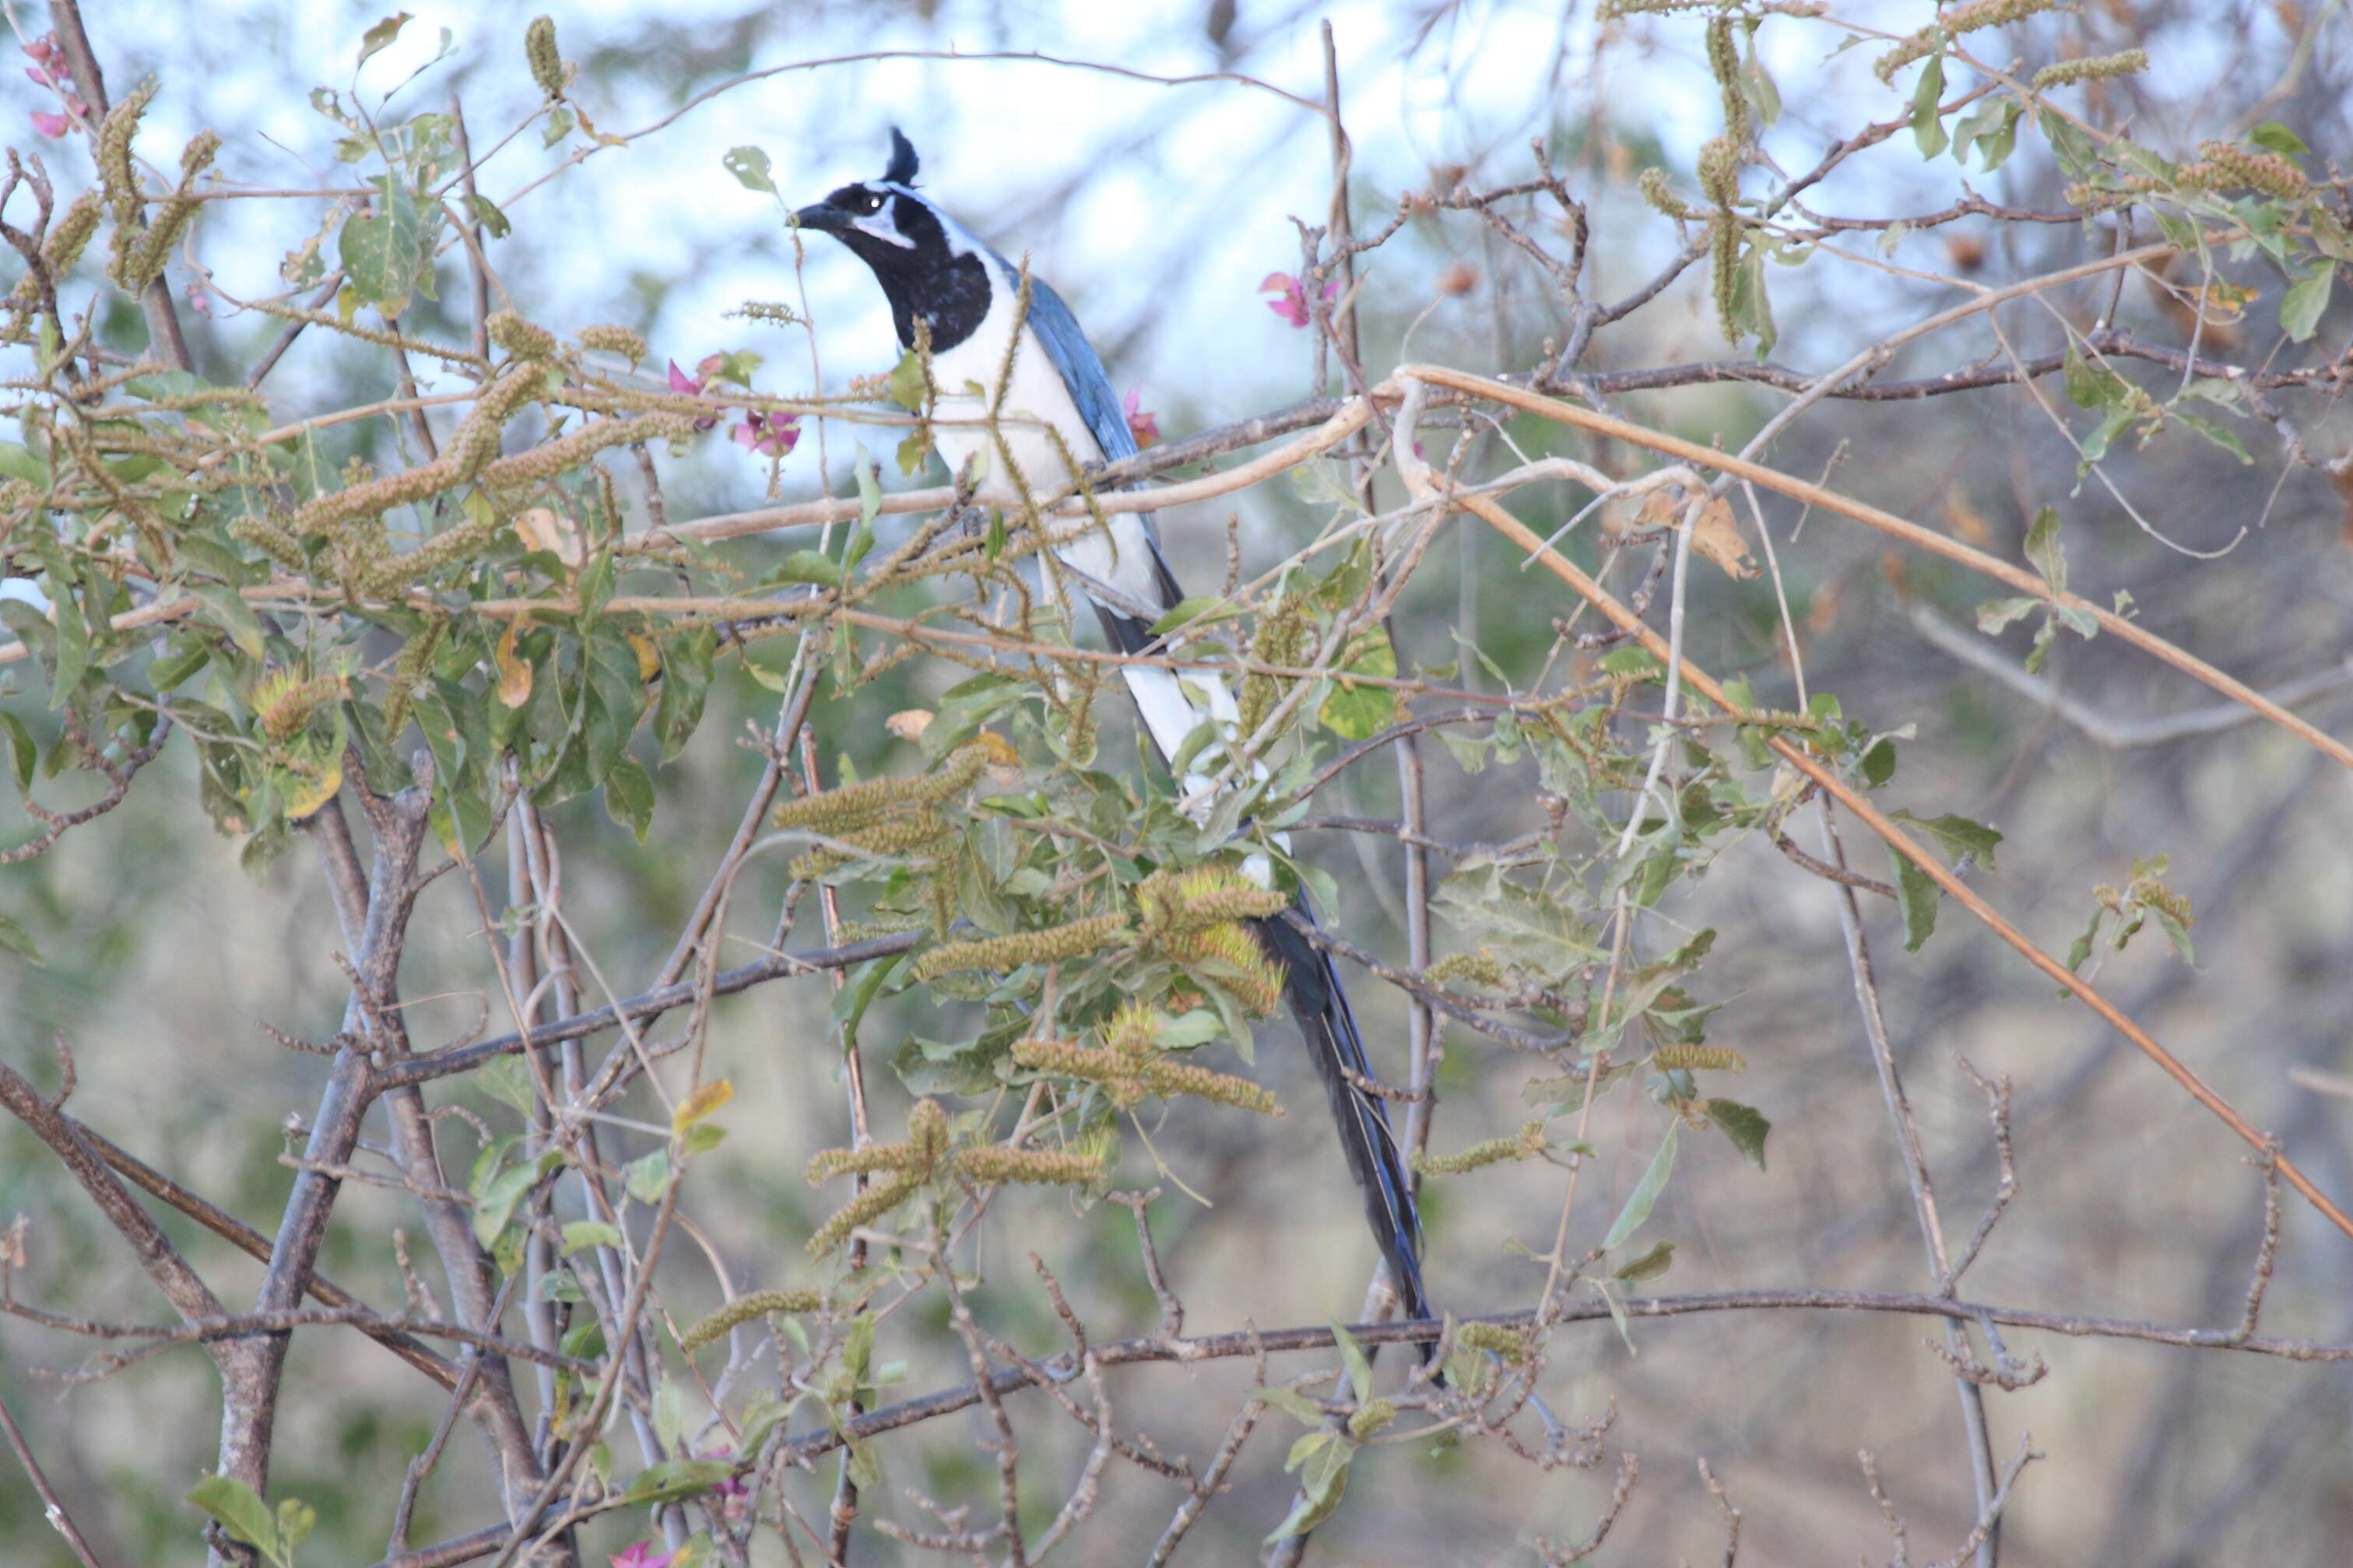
xmin=3 ymin=6 xmax=2351 ymax=1567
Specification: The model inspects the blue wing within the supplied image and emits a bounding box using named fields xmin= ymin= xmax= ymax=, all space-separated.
xmin=996 ymin=257 xmax=1137 ymax=465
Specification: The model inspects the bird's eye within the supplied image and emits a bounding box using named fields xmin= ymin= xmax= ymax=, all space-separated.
xmin=853 ymin=188 xmax=883 ymax=216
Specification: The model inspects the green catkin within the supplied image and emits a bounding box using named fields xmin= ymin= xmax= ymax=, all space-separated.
xmin=1424 ymin=952 xmax=1508 ymax=988
xmin=255 ymin=672 xmax=347 ymax=744
xmin=43 ymin=192 xmax=103 ymax=276
xmin=1414 ymin=1121 xmax=1550 ymax=1177
xmin=1651 ymin=1044 xmax=1747 ymax=1072
xmin=93 ymin=80 xmax=156 ymax=223
xmin=1455 ymin=1322 xmax=1532 ymax=1363
xmin=576 ymin=324 xmax=646 ymax=363
xmin=1237 ymin=598 xmax=1312 ymax=738
xmin=1014 ymin=1011 xmax=1283 ymax=1116
xmin=486 ymin=310 xmax=556 ymax=362
xmin=802 ymin=1100 xmax=1103 ymax=1254
xmin=2176 ymin=142 xmax=2308 ymax=200
xmin=1637 ymin=166 xmax=1700 ymax=223
xmin=772 ymin=743 xmax=988 ymax=833
xmin=525 ymin=16 xmax=566 ymax=98
xmin=680 ymin=1288 xmax=821 ymax=1352
xmin=910 ymin=911 xmax=1131 ymax=981
xmin=2031 ymin=50 xmax=2149 ymax=90
xmin=1875 ymin=0 xmax=2057 ymax=85
xmin=1706 ymin=17 xmax=1748 ymax=146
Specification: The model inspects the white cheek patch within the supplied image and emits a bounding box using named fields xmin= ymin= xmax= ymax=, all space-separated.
xmin=854 ymin=212 xmax=915 ymax=248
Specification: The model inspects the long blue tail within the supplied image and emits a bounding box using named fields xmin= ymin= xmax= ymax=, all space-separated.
xmin=1253 ymin=907 xmax=1431 ymax=1332
xmin=1089 ymin=594 xmax=1433 ymax=1338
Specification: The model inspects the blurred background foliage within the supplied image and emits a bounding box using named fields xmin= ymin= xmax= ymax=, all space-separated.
xmin=3 ymin=0 xmax=2352 ymax=1564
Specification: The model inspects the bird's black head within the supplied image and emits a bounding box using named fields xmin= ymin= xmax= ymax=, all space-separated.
xmin=792 ymin=128 xmax=993 ymax=353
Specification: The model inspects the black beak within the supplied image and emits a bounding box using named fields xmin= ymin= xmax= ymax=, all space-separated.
xmin=792 ymin=202 xmax=849 ymax=233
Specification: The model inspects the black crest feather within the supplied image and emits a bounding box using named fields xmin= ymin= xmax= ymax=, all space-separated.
xmin=883 ymin=127 xmax=919 ymax=186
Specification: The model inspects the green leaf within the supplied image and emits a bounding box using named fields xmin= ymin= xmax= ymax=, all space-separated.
xmin=1265 ymin=1431 xmax=1351 ymax=1542
xmin=0 ymin=912 xmax=44 ymax=966
xmin=1331 ymin=1320 xmax=1374 ymax=1405
xmin=1891 ymin=851 xmax=1939 ymax=951
xmin=622 ymin=1458 xmax=737 ymax=1504
xmin=185 ymin=1475 xmax=281 ymax=1563
xmin=854 ymin=451 xmax=883 ymax=535
xmin=188 ymin=582 xmax=266 ymax=663
xmin=356 ymin=12 xmax=413 ymax=68
xmin=0 ymin=441 xmax=49 ymax=486
xmin=1860 ymin=736 xmax=1897 ymax=788
xmin=1599 ymin=1120 xmax=1678 ymax=1251
xmin=1319 ymin=633 xmax=1397 ymax=740
xmin=624 ymin=1148 xmax=672 ymax=1204
xmin=1596 ymin=646 xmax=1661 ymax=679
xmin=2248 ymin=121 xmax=2309 ymax=156
xmin=2039 ymin=107 xmax=2097 ymax=178
xmin=602 ymin=756 xmax=655 ymax=843
xmin=2021 ymin=505 xmax=2066 ymax=595
xmin=276 ymin=1497 xmax=317 ymax=1554
xmin=476 ymin=1054 xmax=536 ymax=1115
xmin=470 ymin=1160 xmax=539 ymax=1247
xmin=2061 ymin=340 xmax=2123 ymax=409
xmin=339 ymin=178 xmax=432 ymax=317
xmin=1891 ymin=809 xmax=2003 ymax=869
xmin=1967 ymin=595 xmax=2042 ymax=630
xmin=1613 ymin=1240 xmax=1675 ymax=1282
xmin=1149 ymin=596 xmax=1238 ymax=637
xmin=723 ymin=145 xmax=776 ymax=195
xmin=886 ymin=347 xmax=929 ymax=412
xmin=1703 ymin=1097 xmax=1770 ymax=1170
xmin=2310 ymin=209 xmax=2353 ymax=265
xmin=0 ymin=710 xmax=35 ymax=795
xmin=2280 ymin=265 xmax=2333 ymax=343
xmin=1910 ymin=56 xmax=1948 ymax=160
xmin=739 ymin=1396 xmax=795 ymax=1457
xmin=770 ymin=550 xmax=842 ymax=591
xmin=1250 ymin=1386 xmax=1326 ymax=1425
xmin=560 ymin=1219 xmax=622 ymax=1255
xmin=1729 ymin=242 xmax=1778 ymax=361
xmin=462 ymin=193 xmax=511 ymax=240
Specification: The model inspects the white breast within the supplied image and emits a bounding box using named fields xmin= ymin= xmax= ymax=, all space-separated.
xmin=923 ymin=284 xmax=1262 ymax=852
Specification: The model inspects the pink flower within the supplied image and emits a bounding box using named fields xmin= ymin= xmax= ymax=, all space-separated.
xmin=698 ymin=1445 xmax=750 ymax=1501
xmin=23 ymin=33 xmax=86 ymax=135
xmin=732 ymin=410 xmax=799 ymax=459
xmin=184 ymin=280 xmax=213 ymax=318
xmin=1259 ymin=271 xmax=1336 ymax=329
xmin=609 ymin=1545 xmax=673 ymax=1568
xmin=1122 ymin=387 xmax=1159 ymax=447
xmin=667 ymin=359 xmax=721 ymax=432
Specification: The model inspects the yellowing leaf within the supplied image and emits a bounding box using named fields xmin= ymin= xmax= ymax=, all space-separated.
xmin=1942 ymin=487 xmax=1993 ymax=545
xmin=673 ymin=1078 xmax=733 ymax=1134
xmin=280 ymin=751 xmax=344 ymax=820
xmin=886 ymin=709 xmax=933 ymax=742
xmin=1688 ymin=495 xmax=1756 ymax=580
xmin=494 ymin=622 xmax=533 ymax=709
xmin=514 ymin=505 xmax=583 ymax=570
xmin=974 ymin=729 xmax=1021 ymax=783
xmin=627 ymin=633 xmax=662 ymax=686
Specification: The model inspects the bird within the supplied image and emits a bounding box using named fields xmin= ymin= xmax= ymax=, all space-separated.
xmin=792 ymin=128 xmax=1431 ymax=1337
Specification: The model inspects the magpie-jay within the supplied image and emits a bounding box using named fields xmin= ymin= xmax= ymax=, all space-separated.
xmin=793 ymin=129 xmax=1431 ymax=1332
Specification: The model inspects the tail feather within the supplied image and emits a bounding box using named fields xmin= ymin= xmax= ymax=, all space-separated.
xmin=1082 ymin=531 xmax=1434 ymax=1339
xmin=1254 ymin=910 xmax=1432 ymax=1335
